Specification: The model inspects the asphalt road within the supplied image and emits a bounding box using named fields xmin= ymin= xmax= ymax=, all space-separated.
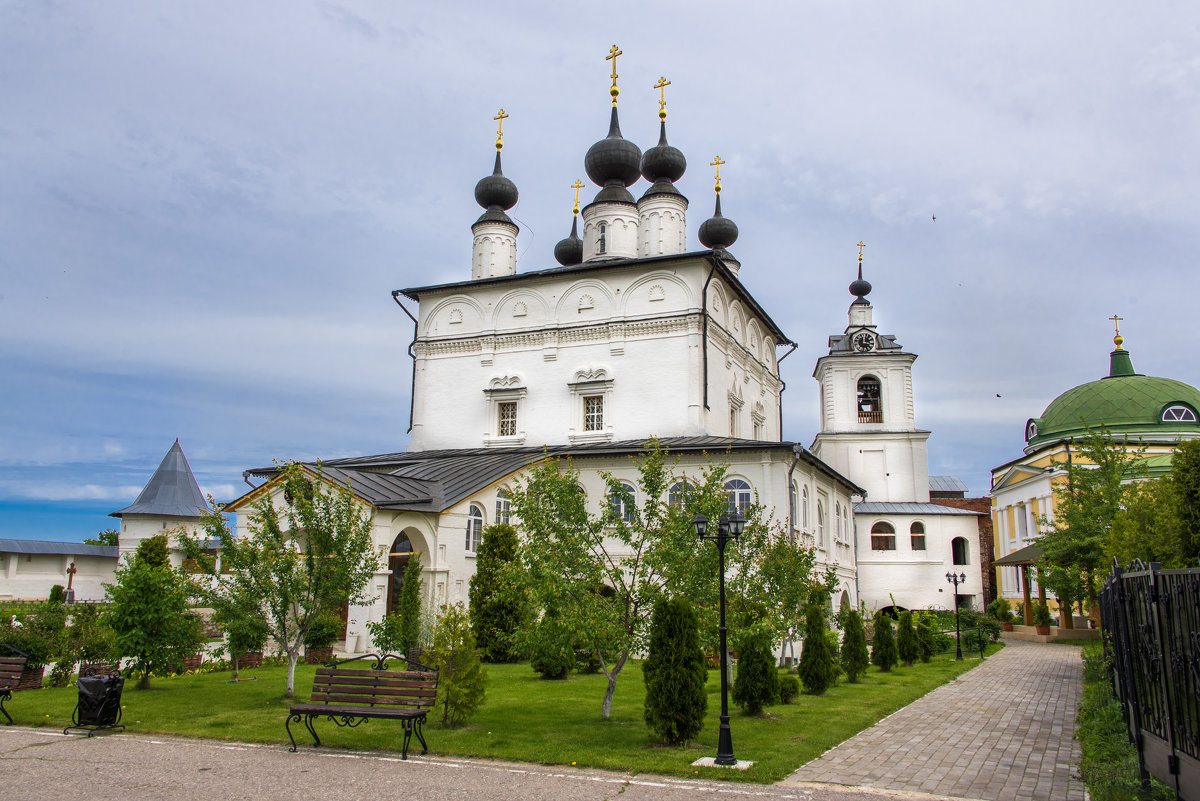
xmin=0 ymin=728 xmax=964 ymax=801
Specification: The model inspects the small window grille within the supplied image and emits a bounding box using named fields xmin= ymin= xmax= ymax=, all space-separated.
xmin=584 ymin=395 xmax=604 ymax=431
xmin=497 ymin=401 xmax=517 ymax=436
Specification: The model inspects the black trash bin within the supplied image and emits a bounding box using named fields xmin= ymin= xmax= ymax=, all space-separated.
xmin=63 ymin=672 xmax=125 ymax=736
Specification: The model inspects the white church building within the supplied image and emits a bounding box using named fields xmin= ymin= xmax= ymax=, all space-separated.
xmin=2 ymin=54 xmax=985 ymax=639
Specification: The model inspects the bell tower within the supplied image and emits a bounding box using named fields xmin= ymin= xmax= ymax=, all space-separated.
xmin=811 ymin=244 xmax=930 ymax=502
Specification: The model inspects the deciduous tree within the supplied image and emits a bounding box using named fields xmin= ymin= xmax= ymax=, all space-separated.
xmin=183 ymin=463 xmax=379 ymax=696
xmin=105 ymin=535 xmax=204 ymax=689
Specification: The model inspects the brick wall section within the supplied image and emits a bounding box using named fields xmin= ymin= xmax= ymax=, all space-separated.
xmin=930 ymin=497 xmax=995 ymax=605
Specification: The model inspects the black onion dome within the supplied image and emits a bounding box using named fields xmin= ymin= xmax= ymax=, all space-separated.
xmin=849 ymin=265 xmax=872 ymax=304
xmin=474 ymin=151 xmax=519 ymax=213
xmin=554 ymin=216 xmax=584 ymax=266
xmin=698 ymin=194 xmax=738 ymax=250
xmin=640 ymin=120 xmax=686 ymax=196
xmin=584 ymin=107 xmax=642 ymax=190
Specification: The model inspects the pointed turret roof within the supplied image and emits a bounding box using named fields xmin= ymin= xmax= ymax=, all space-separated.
xmin=110 ymin=440 xmax=208 ymax=518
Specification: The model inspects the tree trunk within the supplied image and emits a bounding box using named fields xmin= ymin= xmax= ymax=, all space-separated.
xmin=599 ymin=652 xmax=628 ymax=720
xmin=285 ymin=650 xmax=300 ymax=697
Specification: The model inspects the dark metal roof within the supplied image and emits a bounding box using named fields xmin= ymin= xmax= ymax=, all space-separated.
xmin=0 ymin=539 xmax=118 ymax=557
xmin=854 ymin=501 xmax=983 ymax=516
xmin=994 ymin=543 xmax=1044 ymax=566
xmin=236 ymin=437 xmax=862 ymax=515
xmin=396 ymin=250 xmax=794 ymax=346
xmin=928 ymin=476 xmax=970 ymax=493
xmin=110 ymin=440 xmax=209 ymax=518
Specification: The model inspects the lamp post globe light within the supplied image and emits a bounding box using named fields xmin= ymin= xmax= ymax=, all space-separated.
xmin=945 ymin=571 xmax=967 ymax=660
xmin=694 ymin=509 xmax=745 ymax=767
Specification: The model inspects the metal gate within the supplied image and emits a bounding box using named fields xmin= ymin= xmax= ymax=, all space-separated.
xmin=1100 ymin=560 xmax=1200 ymax=800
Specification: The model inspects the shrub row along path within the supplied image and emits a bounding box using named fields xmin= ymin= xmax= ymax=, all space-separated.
xmin=3 ymin=726 xmax=966 ymax=801
xmin=784 ymin=640 xmax=1086 ymax=801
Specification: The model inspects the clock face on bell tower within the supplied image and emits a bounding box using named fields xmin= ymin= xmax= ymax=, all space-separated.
xmin=853 ymin=332 xmax=875 ymax=352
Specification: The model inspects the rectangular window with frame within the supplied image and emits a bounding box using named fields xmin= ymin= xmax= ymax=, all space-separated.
xmin=497 ymin=401 xmax=517 ymax=436
xmin=584 ymin=395 xmax=604 ymax=431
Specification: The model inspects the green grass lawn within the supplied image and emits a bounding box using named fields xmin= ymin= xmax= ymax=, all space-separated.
xmin=11 ymin=646 xmax=1000 ymax=783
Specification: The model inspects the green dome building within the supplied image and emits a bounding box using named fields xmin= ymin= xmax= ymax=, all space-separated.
xmin=991 ymin=327 xmax=1200 ymax=622
xmin=1024 ymin=339 xmax=1200 ymax=457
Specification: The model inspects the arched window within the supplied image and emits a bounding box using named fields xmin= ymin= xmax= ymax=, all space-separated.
xmin=802 ymin=486 xmax=810 ymax=530
xmin=952 ymin=537 xmax=970 ymax=565
xmin=725 ymin=479 xmax=752 ymax=514
xmin=789 ymin=483 xmax=798 ymax=530
xmin=607 ymin=482 xmax=636 ymax=524
xmin=1163 ymin=404 xmax=1198 ymax=422
xmin=816 ymin=502 xmax=826 ymax=547
xmin=495 ymin=489 xmax=511 ymax=525
xmin=668 ymin=481 xmax=689 ymax=509
xmin=871 ymin=521 xmax=896 ymax=551
xmin=465 ymin=505 xmax=484 ymax=553
xmin=857 ymin=376 xmax=882 ymax=423
xmin=842 ymin=505 xmax=850 ymax=544
xmin=835 ymin=502 xmax=842 ymax=542
xmin=598 ymin=223 xmax=607 ymax=255
xmin=910 ymin=521 xmax=926 ymax=551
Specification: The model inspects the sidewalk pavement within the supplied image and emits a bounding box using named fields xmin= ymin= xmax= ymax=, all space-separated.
xmin=783 ymin=640 xmax=1086 ymax=801
xmin=1 ymin=726 xmax=968 ymax=801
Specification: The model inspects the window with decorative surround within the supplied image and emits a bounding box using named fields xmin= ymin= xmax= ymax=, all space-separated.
xmin=569 ymin=368 xmax=614 ymax=443
xmin=483 ymin=375 xmax=526 ymax=446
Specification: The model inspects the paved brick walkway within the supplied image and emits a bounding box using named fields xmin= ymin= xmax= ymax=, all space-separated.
xmin=783 ymin=640 xmax=1086 ymax=801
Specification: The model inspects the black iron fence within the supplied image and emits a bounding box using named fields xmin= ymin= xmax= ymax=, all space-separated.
xmin=1100 ymin=560 xmax=1200 ymax=800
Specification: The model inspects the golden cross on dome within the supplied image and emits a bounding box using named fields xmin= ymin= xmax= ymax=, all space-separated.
xmin=710 ymin=156 xmax=725 ymax=193
xmin=857 ymin=241 xmax=866 ymax=262
xmin=571 ymin=179 xmax=584 ymax=216
xmin=493 ymin=109 xmax=509 ymax=151
xmin=1109 ymin=314 xmax=1124 ymax=349
xmin=654 ymin=76 xmax=671 ymax=121
xmin=607 ymin=45 xmax=622 ymax=105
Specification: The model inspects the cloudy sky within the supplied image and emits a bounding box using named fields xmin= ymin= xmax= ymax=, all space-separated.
xmin=3 ymin=2 xmax=1198 ymax=542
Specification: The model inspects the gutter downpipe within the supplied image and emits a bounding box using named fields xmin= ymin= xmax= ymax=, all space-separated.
xmin=775 ymin=342 xmax=798 ymax=438
xmin=392 ymin=290 xmax=420 ymax=434
xmin=786 ymin=444 xmax=802 ymax=540
xmin=701 ymin=257 xmax=719 ymax=411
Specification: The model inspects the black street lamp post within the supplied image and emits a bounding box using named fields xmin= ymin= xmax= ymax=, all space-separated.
xmin=946 ymin=571 xmax=967 ymax=660
xmin=694 ymin=510 xmax=745 ymax=767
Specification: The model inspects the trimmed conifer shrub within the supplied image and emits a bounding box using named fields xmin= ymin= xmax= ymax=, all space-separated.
xmin=778 ymin=674 xmax=800 ymax=704
xmin=916 ymin=612 xmax=935 ymax=663
xmin=840 ymin=609 xmax=869 ymax=682
xmin=733 ymin=621 xmax=780 ymax=715
xmin=642 ymin=596 xmax=707 ymax=745
xmin=896 ymin=610 xmax=918 ymax=667
xmin=527 ymin=611 xmax=575 ymax=679
xmin=871 ymin=613 xmax=898 ymax=672
xmin=798 ymin=604 xmax=834 ymax=694
xmin=468 ymin=523 xmax=527 ymax=662
xmin=397 ymin=552 xmax=424 ymax=658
